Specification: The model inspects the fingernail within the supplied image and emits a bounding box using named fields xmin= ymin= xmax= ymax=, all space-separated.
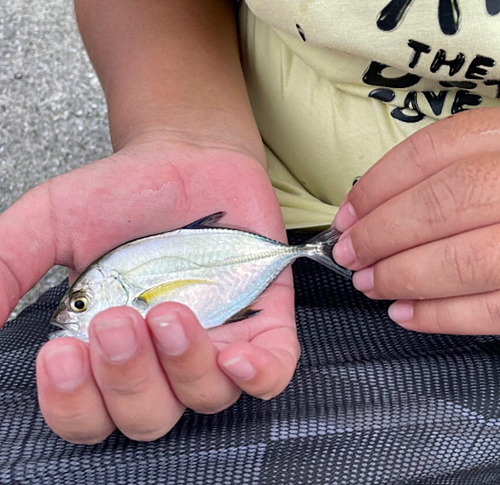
xmin=222 ymin=355 xmax=256 ymax=381
xmin=334 ymin=202 xmax=357 ymax=232
xmin=333 ymin=235 xmax=356 ymax=267
xmin=94 ymin=316 xmax=138 ymax=362
xmin=388 ymin=300 xmax=414 ymax=324
xmin=149 ymin=312 xmax=189 ymax=356
xmin=352 ymin=267 xmax=374 ymax=293
xmin=44 ymin=344 xmax=86 ymax=391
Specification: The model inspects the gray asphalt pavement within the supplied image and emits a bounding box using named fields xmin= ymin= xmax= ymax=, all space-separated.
xmin=1 ymin=1 xmax=111 ymax=319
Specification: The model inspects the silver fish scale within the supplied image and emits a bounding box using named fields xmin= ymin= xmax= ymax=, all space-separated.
xmin=51 ymin=217 xmax=351 ymax=340
xmin=50 ymin=219 xmax=348 ymax=340
xmin=101 ymin=229 xmax=282 ymax=273
xmin=146 ymin=252 xmax=297 ymax=327
xmin=98 ymin=229 xmax=301 ymax=328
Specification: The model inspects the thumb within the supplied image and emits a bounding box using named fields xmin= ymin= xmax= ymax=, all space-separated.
xmin=218 ymin=326 xmax=300 ymax=401
xmin=0 ymin=183 xmax=57 ymax=324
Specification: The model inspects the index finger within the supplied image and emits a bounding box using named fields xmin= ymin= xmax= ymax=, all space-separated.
xmin=333 ymin=152 xmax=500 ymax=271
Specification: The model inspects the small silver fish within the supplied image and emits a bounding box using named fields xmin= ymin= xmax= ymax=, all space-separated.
xmin=50 ymin=212 xmax=351 ymax=340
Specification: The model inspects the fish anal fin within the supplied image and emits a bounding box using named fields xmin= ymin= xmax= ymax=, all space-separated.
xmin=183 ymin=212 xmax=226 ymax=230
xmin=137 ymin=279 xmax=213 ymax=304
xmin=225 ymin=307 xmax=261 ymax=324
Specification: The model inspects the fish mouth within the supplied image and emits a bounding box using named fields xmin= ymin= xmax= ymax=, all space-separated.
xmin=48 ymin=328 xmax=88 ymax=341
xmin=50 ymin=316 xmax=68 ymax=330
xmin=50 ymin=309 xmax=80 ymax=331
xmin=50 ymin=317 xmax=80 ymax=335
xmin=49 ymin=312 xmax=83 ymax=340
xmin=48 ymin=328 xmax=72 ymax=340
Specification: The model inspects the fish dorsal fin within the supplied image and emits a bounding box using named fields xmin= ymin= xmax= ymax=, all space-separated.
xmin=183 ymin=212 xmax=226 ymax=230
xmin=136 ymin=279 xmax=213 ymax=304
xmin=225 ymin=306 xmax=261 ymax=324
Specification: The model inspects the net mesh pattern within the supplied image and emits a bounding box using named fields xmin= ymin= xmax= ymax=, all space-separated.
xmin=1 ymin=233 xmax=500 ymax=484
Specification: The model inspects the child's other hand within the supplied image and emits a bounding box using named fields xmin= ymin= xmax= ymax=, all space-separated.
xmin=333 ymin=108 xmax=500 ymax=335
xmin=1 ymin=137 xmax=298 ymax=443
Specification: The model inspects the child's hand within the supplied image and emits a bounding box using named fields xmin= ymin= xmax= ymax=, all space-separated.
xmin=1 ymin=138 xmax=299 ymax=443
xmin=333 ymin=108 xmax=500 ymax=335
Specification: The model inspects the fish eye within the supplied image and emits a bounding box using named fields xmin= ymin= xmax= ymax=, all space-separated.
xmin=70 ymin=296 xmax=88 ymax=313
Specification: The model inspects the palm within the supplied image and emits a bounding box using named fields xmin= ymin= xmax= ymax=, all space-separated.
xmin=3 ymin=141 xmax=300 ymax=442
xmin=0 ymin=139 xmax=293 ymax=348
xmin=1 ymin=140 xmax=294 ymax=359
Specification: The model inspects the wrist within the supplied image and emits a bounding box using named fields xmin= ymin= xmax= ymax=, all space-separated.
xmin=117 ymin=124 xmax=267 ymax=168
xmin=76 ymin=0 xmax=265 ymax=165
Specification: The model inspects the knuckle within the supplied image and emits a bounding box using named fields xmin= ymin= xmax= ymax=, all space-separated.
xmin=483 ymin=295 xmax=500 ymax=326
xmin=0 ymin=254 xmax=22 ymax=311
xmin=257 ymin=387 xmax=283 ymax=402
xmin=349 ymin=177 xmax=371 ymax=215
xmin=455 ymin=156 xmax=500 ymax=209
xmin=124 ymin=426 xmax=171 ymax=442
xmin=421 ymin=301 xmax=452 ymax=334
xmin=189 ymin=391 xmax=239 ymax=415
xmin=104 ymin=375 xmax=151 ymax=398
xmin=377 ymin=260 xmax=427 ymax=301
xmin=416 ymin=178 xmax=458 ymax=226
xmin=481 ymin=231 xmax=500 ymax=287
xmin=253 ymin=377 xmax=288 ymax=402
xmin=61 ymin=429 xmax=111 ymax=445
xmin=416 ymin=157 xmax=500 ymax=229
xmin=373 ymin=265 xmax=395 ymax=299
xmin=431 ymin=305 xmax=451 ymax=334
xmin=351 ymin=223 xmax=377 ymax=266
xmin=441 ymin=241 xmax=476 ymax=288
xmin=117 ymin=412 xmax=175 ymax=442
xmin=170 ymin=365 xmax=212 ymax=386
xmin=50 ymin=406 xmax=92 ymax=424
xmin=444 ymin=108 xmax=495 ymax=138
xmin=47 ymin=406 xmax=114 ymax=444
xmin=279 ymin=346 xmax=300 ymax=373
xmin=405 ymin=129 xmax=439 ymax=176
xmin=426 ymin=111 xmax=473 ymax=150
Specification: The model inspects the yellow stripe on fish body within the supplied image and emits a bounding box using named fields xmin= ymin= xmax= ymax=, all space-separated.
xmin=137 ymin=279 xmax=214 ymax=304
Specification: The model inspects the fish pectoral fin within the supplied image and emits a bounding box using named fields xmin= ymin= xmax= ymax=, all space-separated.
xmin=183 ymin=212 xmax=226 ymax=230
xmin=136 ymin=279 xmax=213 ymax=304
xmin=225 ymin=307 xmax=262 ymax=324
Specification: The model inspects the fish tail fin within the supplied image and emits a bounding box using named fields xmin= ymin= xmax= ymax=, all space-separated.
xmin=302 ymin=227 xmax=352 ymax=279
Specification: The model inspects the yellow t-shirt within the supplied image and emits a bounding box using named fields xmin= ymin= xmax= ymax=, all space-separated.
xmin=238 ymin=1 xmax=500 ymax=229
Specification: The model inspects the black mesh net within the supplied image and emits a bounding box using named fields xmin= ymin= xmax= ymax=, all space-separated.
xmin=1 ymin=233 xmax=500 ymax=484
